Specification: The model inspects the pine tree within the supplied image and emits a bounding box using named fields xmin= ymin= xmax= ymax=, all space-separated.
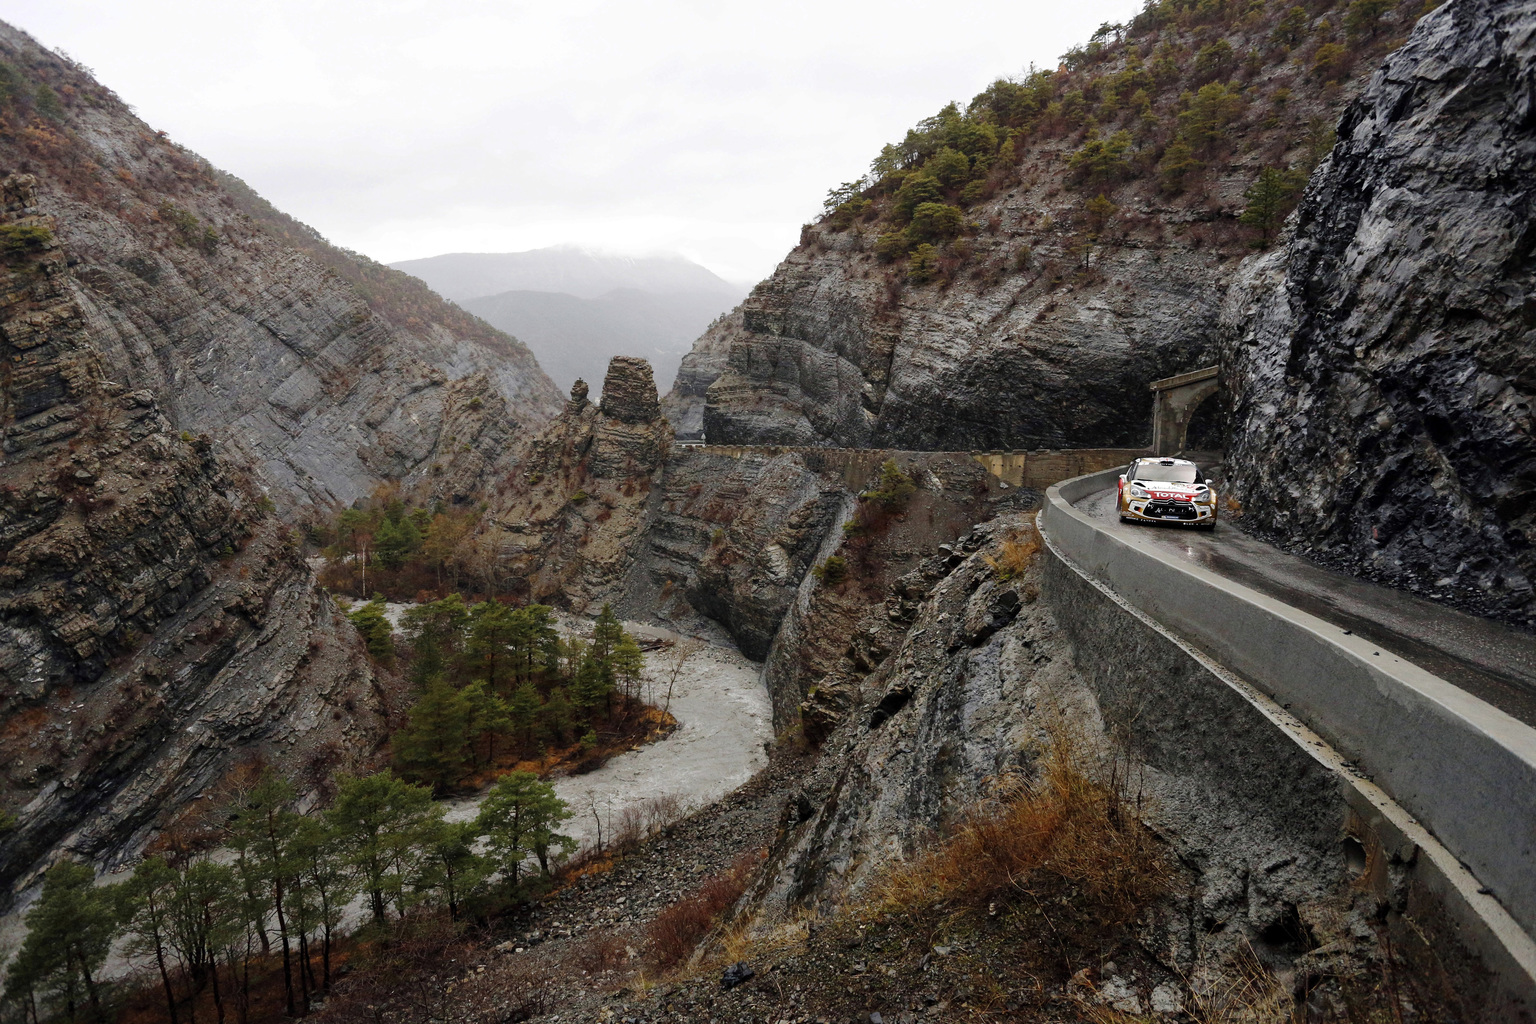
xmin=123 ymin=858 xmax=182 ymax=1024
xmin=419 ymin=820 xmax=490 ymax=921
xmin=542 ymin=687 xmax=574 ymax=745
xmin=475 ymin=772 xmax=575 ymax=887
xmin=400 ymin=594 xmax=471 ymax=686
xmin=611 ymin=635 xmax=646 ymax=705
xmin=291 ymin=817 xmax=355 ymax=993
xmin=508 ymin=682 xmax=543 ymax=747
xmin=1239 ymin=166 xmax=1307 ymax=245
xmin=13 ymin=862 xmax=123 ymax=1022
xmin=227 ymin=772 xmax=300 ymax=1017
xmin=327 ymin=772 xmax=441 ymax=925
xmin=394 ymin=678 xmax=472 ymax=792
xmin=461 ymin=679 xmax=512 ymax=768
xmin=571 ymin=653 xmax=611 ymax=719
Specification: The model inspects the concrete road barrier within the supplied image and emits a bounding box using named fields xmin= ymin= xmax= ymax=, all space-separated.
xmin=1042 ymin=467 xmax=1536 ymax=949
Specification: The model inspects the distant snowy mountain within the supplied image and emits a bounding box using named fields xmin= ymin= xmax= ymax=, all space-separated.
xmin=391 ymin=246 xmax=747 ymax=396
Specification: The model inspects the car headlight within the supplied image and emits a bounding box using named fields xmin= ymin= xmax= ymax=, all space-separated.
xmin=1196 ymin=490 xmax=1216 ymax=505
xmin=1128 ymin=485 xmax=1149 ymax=499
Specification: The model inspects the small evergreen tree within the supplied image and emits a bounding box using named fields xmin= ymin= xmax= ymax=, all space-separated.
xmin=508 ymin=681 xmax=543 ymax=746
xmin=1344 ymin=0 xmax=1391 ymax=40
xmin=475 ymin=772 xmax=575 ymax=886
xmin=611 ymin=635 xmax=646 ymax=704
xmin=907 ymin=243 xmax=940 ymax=284
xmin=394 ymin=677 xmax=472 ymax=792
xmin=348 ymin=597 xmax=394 ymax=664
xmin=1239 ymin=166 xmax=1307 ymax=244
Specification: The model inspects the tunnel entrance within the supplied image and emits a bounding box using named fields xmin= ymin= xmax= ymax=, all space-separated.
xmin=1150 ymin=366 xmax=1220 ymax=456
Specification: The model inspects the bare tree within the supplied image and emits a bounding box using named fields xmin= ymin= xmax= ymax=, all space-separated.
xmin=663 ymin=637 xmax=703 ymax=717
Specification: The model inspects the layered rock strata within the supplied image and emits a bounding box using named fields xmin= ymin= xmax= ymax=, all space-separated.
xmin=1221 ymin=0 xmax=1536 ymax=627
xmin=0 ymin=22 xmax=562 ymax=509
xmin=0 ymin=175 xmax=393 ymax=900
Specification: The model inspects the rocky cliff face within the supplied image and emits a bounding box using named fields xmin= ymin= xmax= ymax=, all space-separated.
xmin=672 ymin=0 xmax=1406 ymax=449
xmin=0 ymin=22 xmax=562 ymax=510
xmin=1221 ymin=0 xmax=1536 ymax=628
xmin=0 ymin=176 xmax=395 ymax=899
xmin=735 ymin=517 xmax=1492 ymax=1019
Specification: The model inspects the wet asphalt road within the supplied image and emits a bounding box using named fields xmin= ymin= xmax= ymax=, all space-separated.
xmin=1075 ymin=488 xmax=1536 ymax=727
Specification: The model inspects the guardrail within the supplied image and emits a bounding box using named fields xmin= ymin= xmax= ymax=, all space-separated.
xmin=1040 ymin=466 xmax=1536 ymax=950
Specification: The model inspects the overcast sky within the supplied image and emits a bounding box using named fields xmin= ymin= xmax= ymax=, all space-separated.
xmin=3 ymin=0 xmax=1141 ymax=283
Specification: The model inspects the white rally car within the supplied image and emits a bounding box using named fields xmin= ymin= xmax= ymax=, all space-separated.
xmin=1117 ymin=456 xmax=1217 ymax=529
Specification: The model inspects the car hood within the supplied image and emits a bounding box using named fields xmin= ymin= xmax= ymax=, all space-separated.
xmin=1134 ymin=480 xmax=1205 ymax=498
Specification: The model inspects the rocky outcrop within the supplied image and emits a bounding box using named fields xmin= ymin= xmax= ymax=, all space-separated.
xmin=478 ymin=360 xmax=674 ymax=608
xmin=663 ymin=305 xmax=742 ymax=441
xmin=0 ymin=23 xmax=562 ymax=510
xmin=1221 ymin=0 xmax=1536 ymax=627
xmin=0 ymin=175 xmax=394 ymax=900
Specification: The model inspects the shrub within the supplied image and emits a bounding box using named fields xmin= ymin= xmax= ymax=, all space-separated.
xmin=907 ymin=243 xmax=940 ymax=284
xmin=906 ymin=202 xmax=964 ymax=245
xmin=646 ymin=852 xmax=757 ymax=970
xmin=865 ymin=459 xmax=917 ymax=511
xmin=0 ymin=224 xmax=52 ymax=256
xmin=984 ymin=525 xmax=1042 ymax=580
xmin=349 ymin=597 xmax=395 ymax=664
xmin=812 ymin=555 xmax=848 ymax=586
xmin=34 ymin=84 xmax=63 ymax=120
xmin=877 ymin=732 xmax=1166 ymax=924
xmin=569 ymin=490 xmax=589 ymax=504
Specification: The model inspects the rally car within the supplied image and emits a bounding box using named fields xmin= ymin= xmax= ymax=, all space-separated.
xmin=1117 ymin=456 xmax=1217 ymax=529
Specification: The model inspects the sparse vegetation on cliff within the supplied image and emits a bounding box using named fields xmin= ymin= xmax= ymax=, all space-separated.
xmin=818 ymin=0 xmax=1427 ymax=280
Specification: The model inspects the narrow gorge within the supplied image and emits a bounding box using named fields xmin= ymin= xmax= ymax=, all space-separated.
xmin=3 ymin=0 xmax=1536 ymax=1022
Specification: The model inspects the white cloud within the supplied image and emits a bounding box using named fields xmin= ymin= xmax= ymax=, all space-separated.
xmin=5 ymin=0 xmax=1142 ymax=282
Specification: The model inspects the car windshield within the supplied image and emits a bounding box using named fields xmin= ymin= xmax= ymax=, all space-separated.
xmin=1133 ymin=462 xmax=1199 ymax=484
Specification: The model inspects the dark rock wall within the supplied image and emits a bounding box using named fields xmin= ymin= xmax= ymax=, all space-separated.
xmin=1222 ymin=0 xmax=1536 ymax=627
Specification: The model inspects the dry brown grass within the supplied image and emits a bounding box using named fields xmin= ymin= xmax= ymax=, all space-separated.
xmin=984 ymin=523 xmax=1043 ymax=580
xmin=646 ymin=851 xmax=760 ymax=971
xmin=877 ymin=733 xmax=1167 ymax=927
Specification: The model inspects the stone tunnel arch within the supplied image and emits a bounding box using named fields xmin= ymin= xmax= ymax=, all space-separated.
xmin=1150 ymin=366 xmax=1220 ymax=456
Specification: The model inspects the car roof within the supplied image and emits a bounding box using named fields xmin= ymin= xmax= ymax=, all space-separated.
xmin=1133 ymin=457 xmax=1195 ymax=466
